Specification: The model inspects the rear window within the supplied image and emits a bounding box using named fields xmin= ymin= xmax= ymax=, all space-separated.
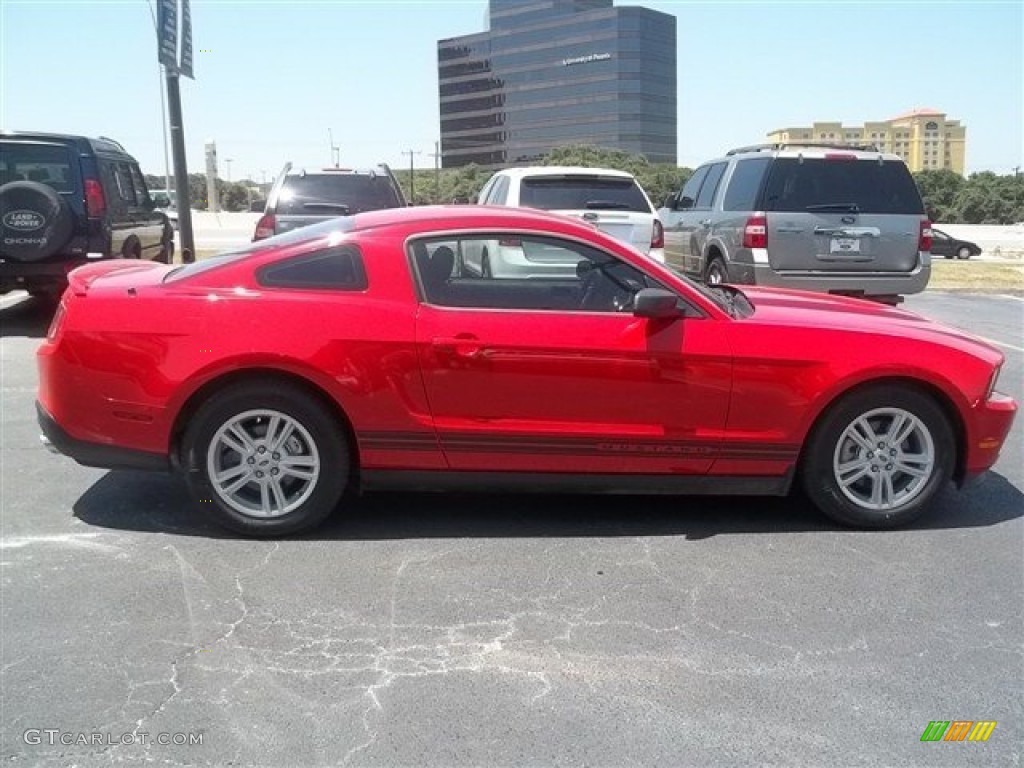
xmin=519 ymin=176 xmax=650 ymax=212
xmin=275 ymin=173 xmax=402 ymax=216
xmin=761 ymin=158 xmax=924 ymax=215
xmin=0 ymin=143 xmax=75 ymax=193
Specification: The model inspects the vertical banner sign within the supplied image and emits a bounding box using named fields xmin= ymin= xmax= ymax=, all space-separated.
xmin=179 ymin=0 xmax=194 ymax=79
xmin=157 ymin=0 xmax=178 ymax=71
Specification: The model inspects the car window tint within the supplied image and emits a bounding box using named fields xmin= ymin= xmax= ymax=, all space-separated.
xmin=490 ymin=175 xmax=510 ymax=205
xmin=695 ymin=162 xmax=727 ymax=209
xmin=519 ymin=177 xmax=649 ymax=212
xmin=762 ymin=158 xmax=925 ymax=214
xmin=0 ymin=143 xmax=75 ymax=192
xmin=275 ymin=174 xmax=402 ymax=215
xmin=257 ymin=246 xmax=367 ymax=290
xmin=412 ymin=234 xmax=666 ymax=313
xmin=129 ymin=165 xmax=151 ymax=207
xmin=722 ymin=158 xmax=771 ymax=211
xmin=677 ymin=165 xmax=708 ymax=206
xmin=114 ymin=162 xmax=136 ymax=203
xmin=476 ymin=176 xmax=496 ymax=204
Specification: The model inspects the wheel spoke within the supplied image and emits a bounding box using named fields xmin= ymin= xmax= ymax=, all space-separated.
xmin=213 ymin=463 xmax=249 ymax=484
xmin=263 ymin=414 xmax=282 ymax=448
xmin=269 ymin=477 xmax=288 ymax=512
xmin=894 ymin=458 xmax=930 ymax=478
xmin=869 ymin=473 xmax=885 ymax=507
xmin=226 ymin=424 xmax=256 ymax=454
xmin=837 ymin=458 xmax=872 ymax=487
xmin=881 ymin=473 xmax=895 ymax=506
xmin=259 ymin=482 xmax=273 ymax=516
xmin=849 ymin=418 xmax=878 ymax=451
xmin=269 ymin=422 xmax=296 ymax=453
xmin=889 ymin=414 xmax=916 ymax=446
xmin=222 ymin=470 xmax=255 ymax=496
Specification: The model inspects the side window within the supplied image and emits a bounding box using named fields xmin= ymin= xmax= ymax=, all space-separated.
xmin=476 ymin=176 xmax=496 ymax=205
xmin=695 ymin=162 xmax=727 ymax=209
xmin=722 ymin=158 xmax=771 ymax=212
xmin=677 ymin=165 xmax=708 ymax=209
xmin=113 ymin=162 xmax=136 ymax=204
xmin=257 ymin=246 xmax=368 ymax=290
xmin=129 ymin=165 xmax=151 ymax=207
xmin=412 ymin=235 xmax=667 ymax=314
xmin=489 ymin=175 xmax=510 ymax=205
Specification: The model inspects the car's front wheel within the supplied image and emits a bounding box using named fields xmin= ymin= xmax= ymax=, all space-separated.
xmin=182 ymin=382 xmax=349 ymax=536
xmin=957 ymin=246 xmax=972 ymax=260
xmin=801 ymin=385 xmax=955 ymax=528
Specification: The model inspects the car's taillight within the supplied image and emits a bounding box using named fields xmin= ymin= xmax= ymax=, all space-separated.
xmin=253 ymin=213 xmax=276 ymax=241
xmin=47 ymin=301 xmax=67 ymax=341
xmin=919 ymin=219 xmax=933 ymax=252
xmin=651 ymin=219 xmax=664 ymax=249
xmin=84 ymin=178 xmax=106 ymax=218
xmin=498 ymin=237 xmax=521 ymax=247
xmin=743 ymin=214 xmax=767 ymax=249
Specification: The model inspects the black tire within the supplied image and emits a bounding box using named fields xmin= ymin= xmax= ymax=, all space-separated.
xmin=181 ymin=381 xmax=349 ymax=537
xmin=801 ymin=385 xmax=955 ymax=528
xmin=956 ymin=246 xmax=971 ymax=260
xmin=705 ymin=256 xmax=727 ymax=285
xmin=0 ymin=181 xmax=75 ymax=261
xmin=155 ymin=236 xmax=174 ymax=264
xmin=943 ymin=253 xmax=954 ymax=259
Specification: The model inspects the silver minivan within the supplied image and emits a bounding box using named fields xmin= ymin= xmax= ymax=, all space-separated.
xmin=658 ymin=144 xmax=932 ymax=302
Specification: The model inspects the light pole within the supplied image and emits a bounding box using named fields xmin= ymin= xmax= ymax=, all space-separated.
xmin=145 ymin=0 xmax=172 ymax=194
xmin=225 ymin=158 xmax=233 ymax=182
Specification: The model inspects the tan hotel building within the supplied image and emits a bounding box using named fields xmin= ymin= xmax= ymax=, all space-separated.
xmin=767 ymin=108 xmax=966 ymax=175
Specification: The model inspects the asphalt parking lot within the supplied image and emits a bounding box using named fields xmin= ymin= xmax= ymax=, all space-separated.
xmin=1 ymin=291 xmax=1021 ymax=767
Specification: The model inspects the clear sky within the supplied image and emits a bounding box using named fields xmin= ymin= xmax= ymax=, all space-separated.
xmin=2 ymin=0 xmax=1021 ymax=183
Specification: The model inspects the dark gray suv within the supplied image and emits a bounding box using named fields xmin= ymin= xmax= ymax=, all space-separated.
xmin=658 ymin=143 xmax=932 ymax=302
xmin=253 ymin=162 xmax=407 ymax=241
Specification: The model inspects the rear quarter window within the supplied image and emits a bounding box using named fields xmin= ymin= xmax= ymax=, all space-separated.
xmin=722 ymin=158 xmax=771 ymax=211
xmin=257 ymin=246 xmax=367 ymax=290
xmin=519 ymin=176 xmax=650 ymax=212
xmin=761 ymin=158 xmax=925 ymax=214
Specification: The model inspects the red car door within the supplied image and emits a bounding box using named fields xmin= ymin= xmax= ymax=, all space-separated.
xmin=412 ymin=234 xmax=733 ymax=475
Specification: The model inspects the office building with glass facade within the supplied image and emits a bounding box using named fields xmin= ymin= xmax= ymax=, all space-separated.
xmin=438 ymin=0 xmax=676 ymax=168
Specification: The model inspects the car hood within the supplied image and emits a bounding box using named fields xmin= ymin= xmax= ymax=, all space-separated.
xmin=739 ymin=285 xmax=1004 ymax=364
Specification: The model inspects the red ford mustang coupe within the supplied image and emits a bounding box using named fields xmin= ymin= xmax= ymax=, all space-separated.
xmin=37 ymin=207 xmax=1016 ymax=536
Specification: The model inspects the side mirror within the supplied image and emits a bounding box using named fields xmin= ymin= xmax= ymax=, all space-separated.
xmin=633 ymin=288 xmax=682 ymax=320
xmin=676 ymin=195 xmax=695 ymax=211
xmin=662 ymin=193 xmax=677 ymax=209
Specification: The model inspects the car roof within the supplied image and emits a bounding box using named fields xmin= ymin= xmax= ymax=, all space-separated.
xmin=0 ymin=130 xmax=130 ymax=157
xmin=283 ymin=165 xmax=391 ymax=178
xmin=715 ymin=144 xmax=905 ymax=164
xmin=495 ymin=166 xmax=638 ymax=180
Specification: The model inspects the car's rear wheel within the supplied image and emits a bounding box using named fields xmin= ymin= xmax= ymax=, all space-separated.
xmin=182 ymin=382 xmax=349 ymax=536
xmin=801 ymin=385 xmax=954 ymax=528
xmin=957 ymin=246 xmax=972 ymax=260
xmin=155 ymin=236 xmax=174 ymax=264
xmin=705 ymin=257 xmax=727 ymax=285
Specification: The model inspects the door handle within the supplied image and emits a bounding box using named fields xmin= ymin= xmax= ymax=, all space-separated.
xmin=700 ymin=219 xmax=712 ymax=227
xmin=432 ymin=336 xmax=483 ymax=359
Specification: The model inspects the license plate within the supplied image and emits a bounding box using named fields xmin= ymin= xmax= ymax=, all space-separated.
xmin=830 ymin=237 xmax=860 ymax=254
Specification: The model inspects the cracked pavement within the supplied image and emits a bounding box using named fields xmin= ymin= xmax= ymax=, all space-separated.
xmin=2 ymin=292 xmax=1022 ymax=767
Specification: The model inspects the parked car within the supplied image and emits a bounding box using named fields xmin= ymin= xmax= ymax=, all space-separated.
xmin=1 ymin=131 xmax=174 ymax=299
xmin=38 ymin=206 xmax=1015 ymax=537
xmin=150 ymin=188 xmax=178 ymax=229
xmin=658 ymin=143 xmax=932 ymax=303
xmin=253 ymin=163 xmax=406 ymax=241
xmin=470 ymin=166 xmax=664 ymax=277
xmin=930 ymin=228 xmax=981 ymax=260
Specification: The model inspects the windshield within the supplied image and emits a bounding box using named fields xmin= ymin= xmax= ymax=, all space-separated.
xmin=164 ymin=217 xmax=357 ymax=282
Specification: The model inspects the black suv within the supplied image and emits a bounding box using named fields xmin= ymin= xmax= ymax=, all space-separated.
xmin=1 ymin=131 xmax=174 ymax=299
xmin=253 ymin=163 xmax=407 ymax=241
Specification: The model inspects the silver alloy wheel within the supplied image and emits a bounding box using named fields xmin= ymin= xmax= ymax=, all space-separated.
xmin=832 ymin=407 xmax=936 ymax=512
xmin=206 ymin=409 xmax=320 ymax=518
xmin=957 ymin=246 xmax=971 ymax=260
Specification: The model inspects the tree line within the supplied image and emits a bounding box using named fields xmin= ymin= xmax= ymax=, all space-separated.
xmin=148 ymin=148 xmax=1024 ymax=224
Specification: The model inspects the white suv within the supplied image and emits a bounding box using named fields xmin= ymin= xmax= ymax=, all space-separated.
xmin=470 ymin=166 xmax=665 ymax=278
